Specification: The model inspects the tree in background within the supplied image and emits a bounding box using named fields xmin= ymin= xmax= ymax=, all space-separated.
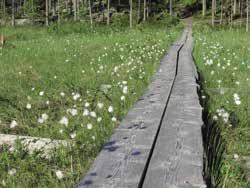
xmin=212 ymin=0 xmax=215 ymax=26
xmin=88 ymin=0 xmax=93 ymax=29
xmin=137 ymin=0 xmax=141 ymax=22
xmin=203 ymin=0 xmax=206 ymax=16
xmin=130 ymin=0 xmax=133 ymax=27
xmin=247 ymin=0 xmax=249 ymax=31
xmin=0 ymin=0 xmax=248 ymax=32
xmin=11 ymin=0 xmax=15 ymax=26
xmin=143 ymin=0 xmax=146 ymax=21
xmin=169 ymin=0 xmax=172 ymax=15
xmin=107 ymin=0 xmax=110 ymax=25
xmin=46 ymin=0 xmax=49 ymax=25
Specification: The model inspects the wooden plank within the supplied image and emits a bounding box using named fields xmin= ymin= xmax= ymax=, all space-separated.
xmin=142 ymin=28 xmax=206 ymax=188
xmin=77 ymin=30 xmax=188 ymax=188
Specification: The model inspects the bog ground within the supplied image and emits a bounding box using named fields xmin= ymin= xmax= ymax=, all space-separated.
xmin=193 ymin=22 xmax=250 ymax=187
xmin=0 ymin=24 xmax=182 ymax=187
xmin=0 ymin=0 xmax=250 ymax=187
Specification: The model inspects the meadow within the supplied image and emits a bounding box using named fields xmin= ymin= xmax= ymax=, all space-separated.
xmin=0 ymin=22 xmax=182 ymax=187
xmin=193 ymin=23 xmax=250 ymax=188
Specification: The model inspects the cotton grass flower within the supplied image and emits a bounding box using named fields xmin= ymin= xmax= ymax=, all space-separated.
xmin=83 ymin=109 xmax=89 ymax=116
xmin=233 ymin=93 xmax=241 ymax=105
xmin=67 ymin=108 xmax=78 ymax=116
xmin=38 ymin=118 xmax=45 ymax=124
xmin=122 ymin=86 xmax=128 ymax=94
xmin=90 ymin=111 xmax=97 ymax=118
xmin=26 ymin=103 xmax=32 ymax=109
xmin=97 ymin=117 xmax=102 ymax=122
xmin=233 ymin=154 xmax=239 ymax=160
xmin=213 ymin=115 xmax=218 ymax=121
xmin=97 ymin=102 xmax=104 ymax=109
xmin=10 ymin=120 xmax=18 ymax=129
xmin=121 ymin=96 xmax=125 ymax=101
xmin=70 ymin=132 xmax=76 ymax=139
xmin=60 ymin=92 xmax=65 ymax=97
xmin=1 ymin=179 xmax=6 ymax=187
xmin=55 ymin=170 xmax=64 ymax=180
xmin=42 ymin=113 xmax=49 ymax=120
xmin=59 ymin=116 xmax=69 ymax=126
xmin=38 ymin=113 xmax=49 ymax=124
xmin=111 ymin=117 xmax=117 ymax=122
xmin=108 ymin=106 xmax=114 ymax=113
xmin=84 ymin=102 xmax=90 ymax=107
xmin=39 ymin=91 xmax=44 ymax=96
xmin=73 ymin=93 xmax=80 ymax=101
xmin=8 ymin=168 xmax=17 ymax=176
xmin=87 ymin=123 xmax=93 ymax=130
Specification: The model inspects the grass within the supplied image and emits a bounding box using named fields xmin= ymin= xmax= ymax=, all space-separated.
xmin=193 ymin=22 xmax=250 ymax=187
xmin=0 ymin=22 xmax=183 ymax=187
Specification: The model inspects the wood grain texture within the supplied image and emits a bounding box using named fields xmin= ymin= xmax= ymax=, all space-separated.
xmin=142 ymin=27 xmax=206 ymax=188
xmin=77 ymin=31 xmax=187 ymax=188
xmin=77 ymin=26 xmax=206 ymax=188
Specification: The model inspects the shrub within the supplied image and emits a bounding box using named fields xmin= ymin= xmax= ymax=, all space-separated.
xmin=147 ymin=12 xmax=180 ymax=27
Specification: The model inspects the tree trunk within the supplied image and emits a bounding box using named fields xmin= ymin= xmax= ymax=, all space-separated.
xmin=247 ymin=0 xmax=249 ymax=32
xmin=230 ymin=0 xmax=233 ymax=28
xmin=233 ymin=0 xmax=236 ymax=14
xmin=73 ymin=0 xmax=77 ymax=20
xmin=212 ymin=0 xmax=215 ymax=26
xmin=130 ymin=0 xmax=133 ymax=28
xmin=202 ymin=0 xmax=206 ymax=16
xmin=24 ymin=0 xmax=26 ymax=15
xmin=48 ymin=0 xmax=50 ymax=13
xmin=169 ymin=0 xmax=173 ymax=15
xmin=107 ymin=0 xmax=110 ymax=25
xmin=11 ymin=0 xmax=15 ymax=26
xmin=147 ymin=0 xmax=150 ymax=18
xmin=65 ymin=0 xmax=68 ymax=14
xmin=220 ymin=2 xmax=223 ymax=24
xmin=88 ymin=0 xmax=93 ymax=29
xmin=46 ymin=0 xmax=49 ymax=26
xmin=143 ymin=0 xmax=146 ymax=22
xmin=58 ymin=0 xmax=60 ymax=24
xmin=82 ymin=0 xmax=85 ymax=13
xmin=146 ymin=4 xmax=149 ymax=18
xmin=77 ymin=0 xmax=80 ymax=20
xmin=52 ymin=0 xmax=56 ymax=16
xmin=214 ymin=0 xmax=216 ymax=15
xmin=3 ymin=0 xmax=6 ymax=18
xmin=137 ymin=0 xmax=141 ymax=22
xmin=31 ymin=0 xmax=34 ymax=13
xmin=240 ymin=0 xmax=242 ymax=27
xmin=70 ymin=0 xmax=73 ymax=15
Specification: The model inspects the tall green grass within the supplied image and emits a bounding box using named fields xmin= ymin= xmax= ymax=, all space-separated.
xmin=0 ymin=22 xmax=183 ymax=186
xmin=193 ymin=23 xmax=250 ymax=188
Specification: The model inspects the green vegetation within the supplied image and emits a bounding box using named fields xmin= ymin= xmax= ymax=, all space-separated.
xmin=0 ymin=22 xmax=183 ymax=187
xmin=193 ymin=22 xmax=250 ymax=188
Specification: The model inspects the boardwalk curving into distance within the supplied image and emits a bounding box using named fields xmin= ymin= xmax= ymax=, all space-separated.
xmin=77 ymin=22 xmax=206 ymax=188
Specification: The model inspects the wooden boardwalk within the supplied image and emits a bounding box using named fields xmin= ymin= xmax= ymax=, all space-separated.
xmin=77 ymin=24 xmax=206 ymax=188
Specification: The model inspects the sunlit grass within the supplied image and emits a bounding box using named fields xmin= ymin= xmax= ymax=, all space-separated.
xmin=193 ymin=23 xmax=250 ymax=188
xmin=0 ymin=22 xmax=182 ymax=186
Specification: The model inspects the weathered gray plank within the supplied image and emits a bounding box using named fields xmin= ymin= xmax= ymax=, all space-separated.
xmin=142 ymin=28 xmax=206 ymax=188
xmin=77 ymin=30 xmax=188 ymax=188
